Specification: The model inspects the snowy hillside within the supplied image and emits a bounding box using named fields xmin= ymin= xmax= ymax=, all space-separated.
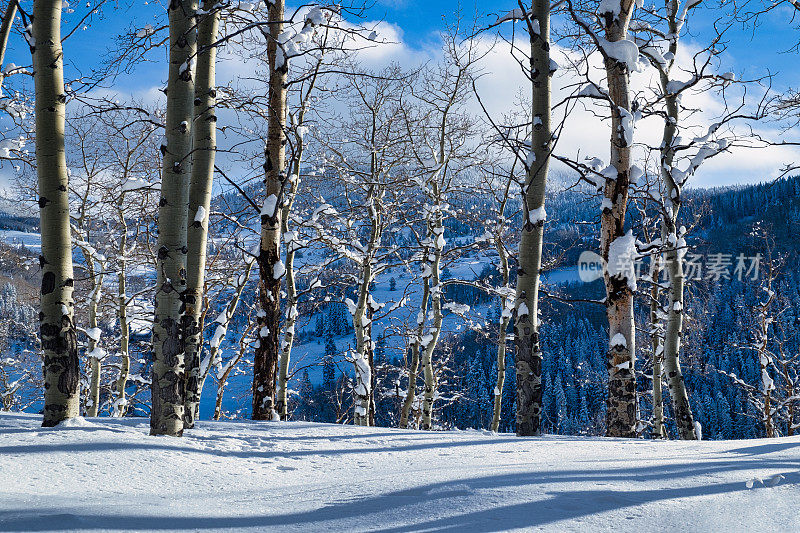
xmin=1 ymin=412 xmax=798 ymax=532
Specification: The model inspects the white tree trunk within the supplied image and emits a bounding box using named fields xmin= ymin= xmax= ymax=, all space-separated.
xmin=399 ymin=285 xmax=428 ymax=428
xmin=515 ymin=0 xmax=551 ymax=437
xmin=491 ymin=236 xmax=513 ymax=432
xmin=351 ymin=233 xmax=380 ymax=424
xmin=33 ymin=0 xmax=80 ymax=427
xmin=276 ymin=119 xmax=309 ymax=419
xmin=420 ymin=207 xmax=443 ymax=430
xmin=184 ymin=0 xmax=220 ymax=428
xmin=114 ymin=235 xmax=130 ymax=417
xmin=77 ymin=245 xmax=102 ymax=417
xmin=151 ymin=0 xmax=197 ymax=437
xmin=656 ymin=0 xmax=697 ymax=440
xmin=648 ymin=256 xmax=666 ymax=438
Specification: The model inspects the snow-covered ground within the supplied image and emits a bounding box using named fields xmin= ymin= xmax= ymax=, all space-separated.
xmin=1 ymin=412 xmax=798 ymax=532
xmin=0 ymin=230 xmax=41 ymax=253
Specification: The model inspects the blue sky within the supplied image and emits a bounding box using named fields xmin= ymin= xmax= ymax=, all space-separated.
xmin=7 ymin=1 xmax=797 ymax=93
xmin=3 ymin=1 xmax=799 ymax=189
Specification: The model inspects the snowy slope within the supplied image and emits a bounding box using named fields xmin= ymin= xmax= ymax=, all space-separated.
xmin=1 ymin=412 xmax=799 ymax=532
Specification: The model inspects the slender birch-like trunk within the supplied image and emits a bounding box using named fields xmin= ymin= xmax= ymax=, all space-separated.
xmin=110 ymin=184 xmax=134 ymax=417
xmin=491 ymin=233 xmax=512 ymax=432
xmin=420 ymin=192 xmax=444 ymax=430
xmin=399 ymin=284 xmax=428 ymax=428
xmin=0 ymin=0 xmax=18 ymax=93
xmin=648 ymin=256 xmax=666 ymax=438
xmin=183 ymin=0 xmax=220 ymax=428
xmin=656 ymin=0 xmax=697 ymax=440
xmin=599 ymin=0 xmax=637 ymax=438
xmin=33 ymin=0 xmax=80 ymax=427
xmin=252 ymin=0 xmax=287 ymax=421
xmin=151 ymin=0 xmax=197 ymax=437
xmin=275 ymin=140 xmax=303 ymax=420
xmin=351 ymin=195 xmax=381 ymax=426
xmin=114 ymin=213 xmax=131 ymax=417
xmin=275 ymin=29 xmax=331 ymax=419
xmin=275 ymin=99 xmax=317 ymax=420
xmin=515 ymin=0 xmax=551 ymax=437
xmin=78 ymin=247 xmax=102 ymax=417
xmin=275 ymin=222 xmax=296 ymax=421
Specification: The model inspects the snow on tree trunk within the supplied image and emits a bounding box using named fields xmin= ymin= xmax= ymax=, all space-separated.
xmin=114 ymin=236 xmax=130 ymax=417
xmin=515 ymin=0 xmax=551 ymax=437
xmin=79 ymin=248 xmax=103 ymax=417
xmin=252 ymin=0 xmax=287 ymax=422
xmin=276 ymin=117 xmax=309 ymax=420
xmin=184 ymin=0 xmax=220 ymax=429
xmin=491 ymin=245 xmax=513 ymax=432
xmin=649 ymin=256 xmax=666 ymax=438
xmin=656 ymin=2 xmax=697 ymax=441
xmin=420 ymin=207 xmax=444 ymax=431
xmin=111 ymin=195 xmax=133 ymax=418
xmin=400 ymin=285 xmax=429 ymax=428
xmin=599 ymin=0 xmax=637 ymax=438
xmin=349 ymin=200 xmax=382 ymax=426
xmin=151 ymin=0 xmax=197 ymax=437
xmin=33 ymin=0 xmax=80 ymax=427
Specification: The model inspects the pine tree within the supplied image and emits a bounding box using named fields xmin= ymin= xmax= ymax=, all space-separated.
xmin=375 ymin=336 xmax=387 ymax=365
xmin=315 ymin=313 xmax=324 ymax=338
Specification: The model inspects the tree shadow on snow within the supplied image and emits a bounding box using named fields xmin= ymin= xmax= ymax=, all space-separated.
xmin=1 ymin=461 xmax=799 ymax=531
xmin=726 ymin=441 xmax=800 ymax=457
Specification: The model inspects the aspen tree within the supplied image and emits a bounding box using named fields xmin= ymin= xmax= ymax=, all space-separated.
xmin=490 ymin=179 xmax=514 ymax=433
xmin=252 ymin=0 xmax=287 ymax=421
xmin=275 ymin=24 xmax=335 ymax=420
xmin=651 ymin=0 xmax=699 ymax=439
xmin=0 ymin=0 xmax=18 ymax=94
xmin=151 ymin=0 xmax=197 ymax=436
xmin=398 ymin=33 xmax=478 ymax=430
xmin=597 ymin=0 xmax=638 ymax=437
xmin=515 ymin=0 xmax=552 ymax=436
xmin=184 ymin=0 xmax=220 ymax=428
xmin=32 ymin=0 xmax=81 ymax=427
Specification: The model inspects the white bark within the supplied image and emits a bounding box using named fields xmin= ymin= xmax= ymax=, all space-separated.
xmin=33 ymin=0 xmax=81 ymax=427
xmin=184 ymin=0 xmax=221 ymax=428
xmin=151 ymin=0 xmax=197 ymax=437
xmin=515 ymin=0 xmax=551 ymax=437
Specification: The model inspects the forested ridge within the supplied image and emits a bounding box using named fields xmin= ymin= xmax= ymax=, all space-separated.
xmin=2 ymin=175 xmax=800 ymax=438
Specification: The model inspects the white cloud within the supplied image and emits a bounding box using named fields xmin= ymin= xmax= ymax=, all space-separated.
xmin=104 ymin=12 xmax=800 ymax=191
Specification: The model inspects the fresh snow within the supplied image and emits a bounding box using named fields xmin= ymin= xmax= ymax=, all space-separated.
xmin=598 ymin=38 xmax=641 ymax=72
xmin=607 ymin=230 xmax=638 ymax=290
xmin=497 ymin=8 xmax=527 ymax=23
xmin=598 ymin=0 xmax=621 ymax=17
xmin=528 ymin=206 xmax=547 ymax=225
xmin=2 ymin=412 xmax=799 ymax=532
xmin=610 ymin=332 xmax=627 ymax=349
xmin=84 ymin=327 xmax=101 ymax=342
xmin=194 ymin=205 xmax=207 ymax=223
